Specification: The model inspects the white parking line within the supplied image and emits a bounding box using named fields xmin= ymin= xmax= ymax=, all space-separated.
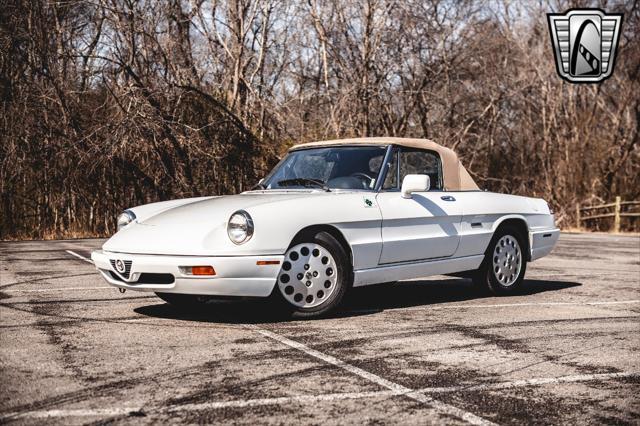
xmin=1 ymin=250 xmax=98 ymax=293
xmin=169 ymin=371 xmax=640 ymax=411
xmin=3 ymin=407 xmax=141 ymax=419
xmin=247 ymin=325 xmax=496 ymax=426
xmin=433 ymin=300 xmax=640 ymax=309
xmin=419 ymin=371 xmax=639 ymax=393
xmin=346 ymin=299 xmax=640 ymax=315
xmin=4 ymin=371 xmax=636 ymax=420
xmin=65 ymin=250 xmax=94 ymax=264
xmin=406 ymin=300 xmax=640 ymax=311
xmin=3 ymin=286 xmax=113 ymax=293
xmin=169 ymin=390 xmax=401 ymax=411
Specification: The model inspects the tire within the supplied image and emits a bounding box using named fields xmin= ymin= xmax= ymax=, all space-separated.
xmin=155 ymin=292 xmax=210 ymax=309
xmin=472 ymin=226 xmax=527 ymax=295
xmin=272 ymin=231 xmax=352 ymax=319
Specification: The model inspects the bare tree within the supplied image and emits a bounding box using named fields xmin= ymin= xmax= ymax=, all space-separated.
xmin=1 ymin=0 xmax=638 ymax=239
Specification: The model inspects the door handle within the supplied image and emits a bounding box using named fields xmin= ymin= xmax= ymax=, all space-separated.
xmin=440 ymin=195 xmax=456 ymax=201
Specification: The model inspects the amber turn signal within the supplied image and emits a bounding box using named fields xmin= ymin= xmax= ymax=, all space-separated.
xmin=191 ymin=266 xmax=216 ymax=276
xmin=256 ymin=260 xmax=280 ymax=266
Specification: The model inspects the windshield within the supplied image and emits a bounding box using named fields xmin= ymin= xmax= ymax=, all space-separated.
xmin=262 ymin=146 xmax=388 ymax=190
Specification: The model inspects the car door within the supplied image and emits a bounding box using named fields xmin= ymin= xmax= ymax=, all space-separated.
xmin=376 ymin=147 xmax=462 ymax=264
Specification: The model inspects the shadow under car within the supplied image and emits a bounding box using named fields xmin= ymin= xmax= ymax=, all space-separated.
xmin=133 ymin=278 xmax=582 ymax=324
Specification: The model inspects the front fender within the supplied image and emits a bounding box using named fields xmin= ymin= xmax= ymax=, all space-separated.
xmin=247 ymin=193 xmax=382 ymax=269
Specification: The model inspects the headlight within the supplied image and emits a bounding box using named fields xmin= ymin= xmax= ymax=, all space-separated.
xmin=227 ymin=210 xmax=254 ymax=244
xmin=117 ymin=210 xmax=136 ymax=230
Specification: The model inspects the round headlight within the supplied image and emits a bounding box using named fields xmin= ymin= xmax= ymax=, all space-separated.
xmin=117 ymin=210 xmax=136 ymax=230
xmin=227 ymin=210 xmax=254 ymax=244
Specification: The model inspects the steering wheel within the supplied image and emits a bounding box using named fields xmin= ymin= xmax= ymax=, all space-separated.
xmin=350 ymin=172 xmax=374 ymax=188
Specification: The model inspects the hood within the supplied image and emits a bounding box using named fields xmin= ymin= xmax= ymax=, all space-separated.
xmin=102 ymin=190 xmax=371 ymax=256
xmin=139 ymin=192 xmax=310 ymax=227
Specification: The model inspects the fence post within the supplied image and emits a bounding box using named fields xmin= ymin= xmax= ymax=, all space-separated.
xmin=575 ymin=203 xmax=581 ymax=230
xmin=613 ymin=196 xmax=621 ymax=233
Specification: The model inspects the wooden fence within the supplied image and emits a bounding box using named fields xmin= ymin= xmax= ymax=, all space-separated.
xmin=576 ymin=196 xmax=640 ymax=232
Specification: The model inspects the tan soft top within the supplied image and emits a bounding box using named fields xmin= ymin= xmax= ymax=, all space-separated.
xmin=290 ymin=137 xmax=479 ymax=191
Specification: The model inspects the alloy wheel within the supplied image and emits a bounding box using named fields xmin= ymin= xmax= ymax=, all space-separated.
xmin=492 ymin=234 xmax=522 ymax=286
xmin=278 ymin=243 xmax=338 ymax=308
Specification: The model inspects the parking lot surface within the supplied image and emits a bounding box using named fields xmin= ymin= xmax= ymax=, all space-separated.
xmin=1 ymin=233 xmax=639 ymax=425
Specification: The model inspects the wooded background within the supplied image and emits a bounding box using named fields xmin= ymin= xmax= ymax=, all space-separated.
xmin=1 ymin=0 xmax=638 ymax=239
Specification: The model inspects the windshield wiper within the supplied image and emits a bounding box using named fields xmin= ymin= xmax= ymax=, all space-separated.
xmin=276 ymin=178 xmax=330 ymax=192
xmin=251 ymin=182 xmax=266 ymax=190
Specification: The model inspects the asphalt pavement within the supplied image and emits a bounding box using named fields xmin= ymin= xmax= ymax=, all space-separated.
xmin=0 ymin=233 xmax=639 ymax=425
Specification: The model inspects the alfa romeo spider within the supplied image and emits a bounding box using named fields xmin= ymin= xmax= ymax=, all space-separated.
xmin=91 ymin=137 xmax=559 ymax=318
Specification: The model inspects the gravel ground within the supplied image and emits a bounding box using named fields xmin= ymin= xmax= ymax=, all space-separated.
xmin=1 ymin=232 xmax=639 ymax=425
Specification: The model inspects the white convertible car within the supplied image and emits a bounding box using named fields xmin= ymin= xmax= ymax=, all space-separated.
xmin=92 ymin=137 xmax=559 ymax=318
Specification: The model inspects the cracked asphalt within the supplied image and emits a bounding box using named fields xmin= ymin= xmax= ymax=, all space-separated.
xmin=0 ymin=232 xmax=639 ymax=425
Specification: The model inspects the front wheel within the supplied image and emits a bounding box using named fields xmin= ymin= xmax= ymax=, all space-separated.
xmin=273 ymin=231 xmax=351 ymax=319
xmin=472 ymin=227 xmax=527 ymax=295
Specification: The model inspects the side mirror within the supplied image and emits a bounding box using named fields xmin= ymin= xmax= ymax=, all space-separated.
xmin=401 ymin=174 xmax=430 ymax=198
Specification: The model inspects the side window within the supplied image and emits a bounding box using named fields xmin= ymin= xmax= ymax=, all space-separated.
xmin=382 ymin=149 xmax=398 ymax=190
xmin=399 ymin=149 xmax=442 ymax=190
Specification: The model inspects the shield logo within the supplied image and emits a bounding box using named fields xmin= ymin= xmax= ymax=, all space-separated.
xmin=547 ymin=9 xmax=623 ymax=83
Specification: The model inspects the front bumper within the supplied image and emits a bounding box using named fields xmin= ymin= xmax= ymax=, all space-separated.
xmin=91 ymin=250 xmax=283 ymax=297
xmin=529 ymin=228 xmax=560 ymax=261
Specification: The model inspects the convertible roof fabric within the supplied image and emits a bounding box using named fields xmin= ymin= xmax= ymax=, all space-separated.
xmin=290 ymin=137 xmax=479 ymax=191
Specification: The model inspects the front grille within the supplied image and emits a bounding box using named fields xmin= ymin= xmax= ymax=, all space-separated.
xmin=108 ymin=271 xmax=174 ymax=285
xmin=109 ymin=260 xmax=132 ymax=278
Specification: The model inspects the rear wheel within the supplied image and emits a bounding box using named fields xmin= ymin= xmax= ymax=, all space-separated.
xmin=273 ymin=231 xmax=351 ymax=318
xmin=472 ymin=226 xmax=527 ymax=295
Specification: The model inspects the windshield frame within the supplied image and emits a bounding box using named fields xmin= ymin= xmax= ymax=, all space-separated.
xmin=261 ymin=144 xmax=394 ymax=192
